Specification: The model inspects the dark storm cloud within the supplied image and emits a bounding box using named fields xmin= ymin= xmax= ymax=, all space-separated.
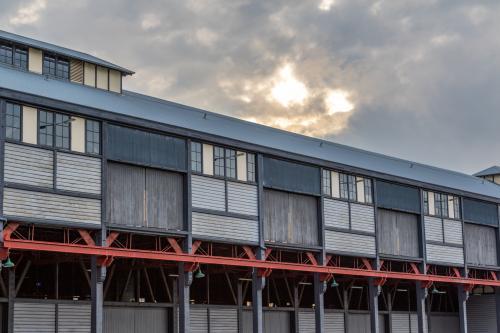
xmin=2 ymin=0 xmax=500 ymax=174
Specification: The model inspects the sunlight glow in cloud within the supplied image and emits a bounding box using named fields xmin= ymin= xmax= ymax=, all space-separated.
xmin=318 ymin=0 xmax=336 ymax=11
xmin=10 ymin=0 xmax=47 ymax=26
xmin=270 ymin=64 xmax=309 ymax=107
xmin=325 ymin=89 xmax=354 ymax=114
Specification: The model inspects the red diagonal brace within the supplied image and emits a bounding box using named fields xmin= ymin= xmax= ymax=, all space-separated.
xmin=77 ymin=230 xmax=95 ymax=246
xmin=264 ymin=248 xmax=272 ymax=260
xmin=184 ymin=262 xmax=199 ymax=273
xmin=191 ymin=240 xmax=202 ymax=254
xmin=373 ymin=277 xmax=387 ymax=287
xmin=491 ymin=272 xmax=498 ymax=281
xmin=452 ymin=268 xmax=461 ymax=278
xmin=167 ymin=238 xmax=183 ymax=254
xmin=361 ymin=258 xmax=373 ymax=270
xmin=306 ymin=252 xmax=318 ymax=266
xmin=2 ymin=223 xmax=19 ymax=241
xmin=320 ymin=273 xmax=333 ymax=282
xmin=258 ymin=268 xmax=272 ymax=278
xmin=422 ymin=280 xmax=433 ymax=289
xmin=464 ymin=284 xmax=474 ymax=293
xmin=97 ymin=256 xmax=114 ymax=267
xmin=106 ymin=232 xmax=120 ymax=247
xmin=242 ymin=246 xmax=256 ymax=260
xmin=410 ymin=263 xmax=420 ymax=275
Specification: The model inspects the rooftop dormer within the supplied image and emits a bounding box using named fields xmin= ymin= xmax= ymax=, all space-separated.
xmin=474 ymin=166 xmax=500 ymax=185
xmin=0 ymin=30 xmax=133 ymax=94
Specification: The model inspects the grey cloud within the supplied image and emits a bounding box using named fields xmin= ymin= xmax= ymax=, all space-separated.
xmin=1 ymin=0 xmax=500 ymax=174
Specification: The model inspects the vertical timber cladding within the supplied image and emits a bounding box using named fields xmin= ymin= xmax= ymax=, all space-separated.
xmin=106 ymin=162 xmax=183 ymax=230
xmin=463 ymin=198 xmax=499 ymax=267
xmin=262 ymin=157 xmax=320 ymax=247
xmin=376 ymin=181 xmax=421 ymax=258
xmin=467 ymin=294 xmax=498 ymax=333
xmin=347 ymin=313 xmax=386 ymax=333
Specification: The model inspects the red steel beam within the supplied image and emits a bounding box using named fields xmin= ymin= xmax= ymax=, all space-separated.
xmin=3 ymin=238 xmax=500 ymax=287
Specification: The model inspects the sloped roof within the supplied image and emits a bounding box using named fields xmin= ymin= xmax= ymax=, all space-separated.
xmin=474 ymin=166 xmax=500 ymax=177
xmin=0 ymin=30 xmax=134 ymax=75
xmin=1 ymin=65 xmax=500 ymax=200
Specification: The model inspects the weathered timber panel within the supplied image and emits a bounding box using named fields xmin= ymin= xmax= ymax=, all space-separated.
xmin=13 ymin=302 xmax=56 ymax=333
xmin=298 ymin=311 xmax=315 ymax=333
xmin=463 ymin=198 xmax=498 ymax=226
xmin=376 ymin=181 xmax=420 ymax=213
xmin=4 ymin=142 xmax=53 ymax=187
xmin=426 ymin=243 xmax=464 ymax=265
xmin=191 ymin=175 xmax=226 ymax=212
xmin=325 ymin=312 xmax=345 ymax=333
xmin=103 ymin=306 xmax=168 ymax=333
xmin=209 ymin=308 xmax=238 ymax=333
xmin=56 ymin=152 xmax=101 ymax=194
xmin=378 ymin=209 xmax=420 ymax=258
xmin=325 ymin=230 xmax=376 ymax=256
xmin=323 ymin=198 xmax=349 ymax=229
xmin=107 ymin=162 xmax=183 ymax=230
xmin=348 ymin=313 xmax=370 ymax=333
xmin=146 ymin=168 xmax=183 ymax=230
xmin=264 ymin=311 xmax=291 ymax=333
xmin=107 ymin=124 xmax=186 ymax=171
xmin=424 ymin=216 xmax=443 ymax=243
xmin=4 ymin=188 xmax=101 ymax=225
xmin=192 ymin=212 xmax=258 ymax=243
xmin=58 ymin=303 xmax=91 ymax=333
xmin=467 ymin=294 xmax=498 ymax=333
xmin=263 ymin=157 xmax=320 ymax=195
xmin=465 ymin=223 xmax=498 ymax=266
xmin=263 ymin=189 xmax=319 ymax=246
xmin=106 ymin=162 xmax=145 ymax=227
xmin=429 ymin=314 xmax=459 ymax=333
xmin=350 ymin=203 xmax=375 ymax=233
xmin=443 ymin=219 xmax=463 ymax=245
xmin=227 ymin=181 xmax=258 ymax=216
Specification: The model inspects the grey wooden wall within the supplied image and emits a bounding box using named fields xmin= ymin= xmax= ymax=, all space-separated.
xmin=103 ymin=306 xmax=169 ymax=333
xmin=378 ymin=209 xmax=420 ymax=258
xmin=3 ymin=143 xmax=101 ymax=226
xmin=106 ymin=162 xmax=183 ymax=230
xmin=263 ymin=189 xmax=319 ymax=246
xmin=464 ymin=223 xmax=498 ymax=266
xmin=298 ymin=310 xmax=345 ymax=333
xmin=424 ymin=216 xmax=464 ymax=265
xmin=467 ymin=294 xmax=498 ymax=333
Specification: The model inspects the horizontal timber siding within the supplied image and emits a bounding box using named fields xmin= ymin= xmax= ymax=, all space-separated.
xmin=190 ymin=307 xmax=208 ymax=333
xmin=350 ymin=203 xmax=375 ymax=233
xmin=4 ymin=142 xmax=53 ymax=187
xmin=323 ymin=198 xmax=349 ymax=229
xmin=325 ymin=312 xmax=345 ymax=333
xmin=209 ymin=308 xmax=238 ymax=333
xmin=227 ymin=181 xmax=258 ymax=216
xmin=4 ymin=188 xmax=101 ymax=225
xmin=426 ymin=243 xmax=464 ymax=265
xmin=467 ymin=295 xmax=498 ymax=333
xmin=424 ymin=216 xmax=443 ymax=242
xmin=56 ymin=152 xmax=101 ymax=194
xmin=191 ymin=175 xmax=225 ymax=211
xmin=192 ymin=212 xmax=258 ymax=243
xmin=58 ymin=303 xmax=91 ymax=333
xmin=443 ymin=219 xmax=463 ymax=245
xmin=14 ymin=302 xmax=56 ymax=333
xmin=325 ymin=230 xmax=376 ymax=256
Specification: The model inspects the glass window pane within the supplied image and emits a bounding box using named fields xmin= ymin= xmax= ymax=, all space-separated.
xmin=247 ymin=153 xmax=256 ymax=182
xmin=39 ymin=110 xmax=54 ymax=146
xmin=5 ymin=103 xmax=21 ymax=141
xmin=0 ymin=44 xmax=12 ymax=65
xmin=85 ymin=119 xmax=101 ymax=154
xmin=214 ymin=146 xmax=225 ymax=177
xmin=190 ymin=142 xmax=202 ymax=173
xmin=225 ymin=149 xmax=236 ymax=179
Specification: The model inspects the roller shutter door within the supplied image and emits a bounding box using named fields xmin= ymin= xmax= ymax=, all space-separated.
xmin=103 ymin=306 xmax=169 ymax=333
xmin=429 ymin=314 xmax=459 ymax=332
xmin=190 ymin=307 xmax=209 ymax=333
xmin=58 ymin=303 xmax=91 ymax=333
xmin=14 ymin=302 xmax=55 ymax=333
xmin=467 ymin=294 xmax=497 ymax=333
xmin=348 ymin=313 xmax=370 ymax=333
xmin=264 ymin=310 xmax=290 ymax=333
xmin=209 ymin=308 xmax=238 ymax=332
xmin=325 ymin=312 xmax=345 ymax=333
xmin=298 ymin=311 xmax=315 ymax=332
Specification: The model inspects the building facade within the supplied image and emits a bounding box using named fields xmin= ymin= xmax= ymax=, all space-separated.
xmin=0 ymin=30 xmax=500 ymax=333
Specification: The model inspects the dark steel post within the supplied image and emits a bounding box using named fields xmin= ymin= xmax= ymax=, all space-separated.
xmin=368 ymin=279 xmax=380 ymax=333
xmin=416 ymin=282 xmax=428 ymax=333
xmin=458 ymin=285 xmax=468 ymax=333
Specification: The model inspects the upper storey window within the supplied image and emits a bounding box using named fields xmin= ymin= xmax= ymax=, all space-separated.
xmin=0 ymin=43 xmax=28 ymax=70
xmin=85 ymin=119 xmax=100 ymax=154
xmin=38 ymin=110 xmax=71 ymax=149
xmin=5 ymin=103 xmax=21 ymax=141
xmin=322 ymin=169 xmax=373 ymax=204
xmin=43 ymin=54 xmax=69 ymax=80
xmin=190 ymin=142 xmax=256 ymax=183
xmin=423 ymin=190 xmax=461 ymax=219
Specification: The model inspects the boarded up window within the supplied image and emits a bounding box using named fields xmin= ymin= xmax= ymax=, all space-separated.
xmin=263 ymin=157 xmax=320 ymax=195
xmin=463 ymin=198 xmax=498 ymax=226
xmin=106 ymin=162 xmax=183 ymax=230
xmin=376 ymin=181 xmax=420 ymax=213
xmin=378 ymin=209 xmax=420 ymax=258
xmin=263 ymin=189 xmax=318 ymax=246
xmin=106 ymin=125 xmax=186 ymax=171
xmin=70 ymin=59 xmax=84 ymax=83
xmin=465 ymin=223 xmax=497 ymax=266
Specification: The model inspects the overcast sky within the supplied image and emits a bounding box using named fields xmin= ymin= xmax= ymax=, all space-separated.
xmin=1 ymin=0 xmax=499 ymax=174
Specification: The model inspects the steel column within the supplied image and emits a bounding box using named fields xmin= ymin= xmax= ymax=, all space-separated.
xmin=496 ymin=287 xmax=500 ymax=333
xmin=178 ymin=265 xmax=192 ymax=333
xmin=368 ymin=279 xmax=380 ymax=333
xmin=91 ymin=256 xmax=104 ymax=333
xmin=7 ymin=268 xmax=14 ymax=333
xmin=314 ymin=273 xmax=325 ymax=333
xmin=415 ymin=282 xmax=428 ymax=333
xmin=458 ymin=285 xmax=468 ymax=333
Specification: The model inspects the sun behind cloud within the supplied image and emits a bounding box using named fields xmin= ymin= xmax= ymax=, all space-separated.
xmin=269 ymin=64 xmax=309 ymax=108
xmin=325 ymin=89 xmax=354 ymax=115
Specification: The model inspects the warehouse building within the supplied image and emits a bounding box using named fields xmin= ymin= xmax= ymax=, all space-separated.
xmin=0 ymin=30 xmax=499 ymax=333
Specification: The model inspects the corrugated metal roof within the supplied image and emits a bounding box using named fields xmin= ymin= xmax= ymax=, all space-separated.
xmin=0 ymin=30 xmax=134 ymax=75
xmin=1 ymin=65 xmax=499 ymax=200
xmin=474 ymin=166 xmax=500 ymax=177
